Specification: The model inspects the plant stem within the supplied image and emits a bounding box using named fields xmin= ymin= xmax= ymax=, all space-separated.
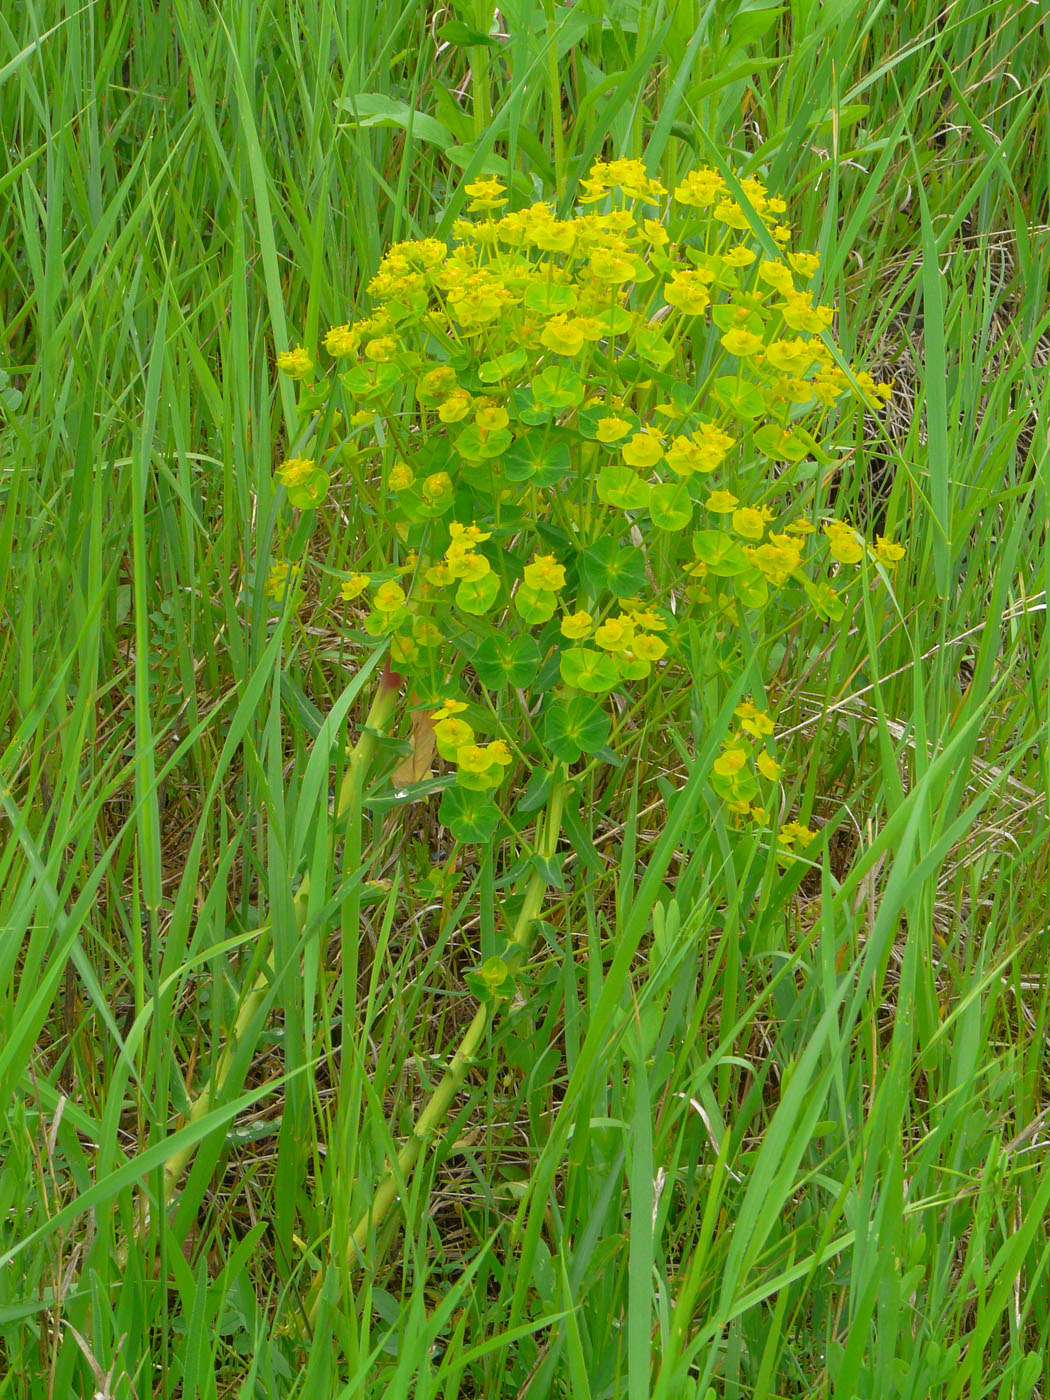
xmin=302 ymin=772 xmax=567 ymax=1325
xmin=541 ymin=0 xmax=566 ymax=197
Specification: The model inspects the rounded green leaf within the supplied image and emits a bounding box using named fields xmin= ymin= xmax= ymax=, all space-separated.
xmin=691 ymin=529 xmax=749 ymax=577
xmin=711 ymin=305 xmax=764 ymax=335
xmin=577 ymin=537 xmax=647 ymax=597
xmin=617 ymin=654 xmax=651 ymax=681
xmin=753 ymin=422 xmax=810 ymax=462
xmin=341 ymin=362 xmax=401 ymax=401
xmin=559 ymin=647 xmax=620 ymax=695
xmin=649 ymin=480 xmax=693 ymax=531
xmin=397 ymin=486 xmax=454 ymax=522
xmin=509 ymin=385 xmax=553 ymax=425
xmin=455 ymin=423 xmax=513 ymax=462
xmin=524 ymin=283 xmax=578 ymax=315
xmin=456 ymin=571 xmax=501 ymax=615
xmin=478 ymin=348 xmax=528 ymax=382
xmin=473 ymin=633 xmax=542 ymax=689
xmin=802 ymin=577 xmax=847 ymax=622
xmin=711 ymin=376 xmax=765 ymax=420
xmin=733 ymin=568 xmax=769 ymax=609
xmin=513 ymin=583 xmax=557 ymax=625
xmin=543 ymin=695 xmax=611 ymax=762
xmin=592 ymin=305 xmax=634 ymax=336
xmin=531 ymin=365 xmax=585 ymax=411
xmin=503 ymin=428 xmax=572 ymax=486
xmin=439 ymin=785 xmax=501 ymax=844
xmin=634 ymin=326 xmax=674 ymax=368
xmin=465 ymin=953 xmax=516 ymax=1006
xmin=596 ymin=463 xmax=651 ymax=511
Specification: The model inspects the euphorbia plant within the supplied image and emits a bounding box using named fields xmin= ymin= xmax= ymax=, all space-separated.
xmin=173 ymin=157 xmax=902 ymax=1310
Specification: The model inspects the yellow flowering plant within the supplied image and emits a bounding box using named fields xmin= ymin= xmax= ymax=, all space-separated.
xmin=277 ymin=157 xmax=899 ymax=837
xmin=256 ymin=158 xmax=904 ymax=1314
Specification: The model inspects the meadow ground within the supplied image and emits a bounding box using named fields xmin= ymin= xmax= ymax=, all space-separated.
xmin=1 ymin=2 xmax=1049 ymax=1396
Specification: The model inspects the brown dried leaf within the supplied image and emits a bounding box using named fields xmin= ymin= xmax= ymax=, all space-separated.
xmin=391 ymin=707 xmax=436 ymax=789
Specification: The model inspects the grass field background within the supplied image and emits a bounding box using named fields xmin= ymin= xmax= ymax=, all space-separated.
xmin=1 ymin=1 xmax=1049 ymax=1396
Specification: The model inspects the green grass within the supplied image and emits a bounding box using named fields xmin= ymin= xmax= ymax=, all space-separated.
xmin=1 ymin=1 xmax=1049 ymax=1396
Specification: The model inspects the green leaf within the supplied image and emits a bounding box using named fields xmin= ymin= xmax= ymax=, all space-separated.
xmin=455 ymin=423 xmax=513 ymax=462
xmin=398 ymin=485 xmax=454 ymax=522
xmin=473 ymin=633 xmax=542 ymax=689
xmin=801 ymin=577 xmax=847 ymax=622
xmin=516 ymin=767 xmax=553 ymax=814
xmin=478 ymin=348 xmax=528 ymax=382
xmin=514 ymin=583 xmax=558 ymax=625
xmin=531 ymin=365 xmax=585 ymax=411
xmin=529 ymin=853 xmax=566 ymax=889
xmin=634 ymin=326 xmax=674 ymax=368
xmin=691 ymin=529 xmax=749 ymax=576
xmin=341 ymin=362 xmax=401 ymax=401
xmin=649 ymin=481 xmax=694 ymax=531
xmin=596 ymin=463 xmax=650 ymax=510
xmin=732 ymin=6 xmax=785 ymax=48
xmin=578 ymin=536 xmax=647 ymax=597
xmin=0 ymin=368 xmax=22 ymax=413
xmin=753 ymin=422 xmax=811 ymax=462
xmin=465 ymin=954 xmax=515 ymax=1005
xmin=711 ymin=304 xmax=764 ymax=335
xmin=711 ymin=375 xmax=765 ymax=420
xmin=524 ymin=283 xmax=579 ymax=316
xmin=437 ymin=19 xmax=501 ymax=47
xmin=591 ymin=305 xmax=634 ymax=336
xmin=733 ymin=567 xmax=770 ymax=609
xmin=559 ymin=647 xmax=620 ymax=695
xmin=336 ymin=94 xmax=453 ymax=150
xmin=439 ymin=785 xmax=500 ymax=844
xmin=543 ymin=695 xmax=611 ymax=763
xmin=509 ymin=384 xmax=553 ymax=425
xmin=504 ymin=428 xmax=572 ymax=486
xmin=456 ymin=572 xmax=501 ymax=615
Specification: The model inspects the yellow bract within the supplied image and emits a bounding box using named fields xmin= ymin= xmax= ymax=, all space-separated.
xmin=712 ymin=746 xmax=748 ymax=776
xmin=276 ymin=345 xmax=313 ymax=379
xmin=340 ymin=572 xmax=370 ymax=600
xmin=324 ymin=324 xmax=361 ymax=357
xmin=664 ymin=271 xmax=711 ymax=316
xmin=720 ymin=328 xmax=764 ymax=357
xmin=560 ymin=610 xmax=594 ymax=639
xmin=277 ymin=456 xmax=316 ymax=488
xmin=596 ymin=416 xmax=632 ymax=443
xmin=523 ymin=554 xmax=566 ymax=592
xmin=872 ymin=535 xmax=906 ymax=565
xmin=823 ymin=520 xmax=864 ymax=565
xmin=621 ymin=430 xmax=664 ymax=468
xmin=374 ymin=580 xmax=407 ymax=612
xmin=540 ymin=315 xmax=586 ymax=356
xmin=593 ymin=615 xmax=635 ymax=653
xmin=732 ymin=507 xmax=766 ymax=541
xmin=735 ymin=701 xmax=775 ymax=737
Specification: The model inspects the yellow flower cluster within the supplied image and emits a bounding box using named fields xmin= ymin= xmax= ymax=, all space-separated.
xmin=710 ymin=700 xmax=781 ymax=819
xmin=432 ymin=698 xmax=514 ymax=789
